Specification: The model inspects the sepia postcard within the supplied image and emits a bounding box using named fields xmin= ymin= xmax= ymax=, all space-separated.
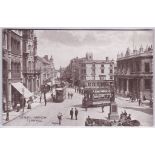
xmin=1 ymin=28 xmax=154 ymax=127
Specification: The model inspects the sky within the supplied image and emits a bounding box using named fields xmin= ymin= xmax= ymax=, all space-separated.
xmin=35 ymin=29 xmax=153 ymax=69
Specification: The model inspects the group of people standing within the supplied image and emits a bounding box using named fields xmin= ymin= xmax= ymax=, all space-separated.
xmin=70 ymin=108 xmax=78 ymax=120
xmin=74 ymin=87 xmax=84 ymax=94
xmin=68 ymin=92 xmax=73 ymax=99
xmin=120 ymin=110 xmax=131 ymax=121
xmin=57 ymin=108 xmax=79 ymax=125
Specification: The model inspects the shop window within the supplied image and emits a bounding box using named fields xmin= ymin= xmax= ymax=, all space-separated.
xmin=145 ymin=79 xmax=151 ymax=90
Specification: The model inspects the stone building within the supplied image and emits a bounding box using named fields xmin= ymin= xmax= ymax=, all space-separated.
xmin=65 ymin=53 xmax=114 ymax=88
xmin=35 ymin=55 xmax=55 ymax=86
xmin=79 ymin=53 xmax=114 ymax=88
xmin=2 ymin=29 xmax=27 ymax=111
xmin=2 ymin=29 xmax=40 ymax=112
xmin=115 ymin=46 xmax=153 ymax=100
xmin=22 ymin=30 xmax=40 ymax=93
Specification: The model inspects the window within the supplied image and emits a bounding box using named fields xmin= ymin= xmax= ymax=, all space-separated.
xmin=145 ymin=79 xmax=151 ymax=90
xmin=97 ymin=82 xmax=100 ymax=86
xmin=92 ymin=83 xmax=95 ymax=86
xmin=88 ymin=83 xmax=91 ymax=86
xmin=101 ymin=64 xmax=104 ymax=67
xmin=110 ymin=76 xmax=113 ymax=80
xmin=135 ymin=61 xmax=140 ymax=72
xmin=82 ymin=69 xmax=86 ymax=74
xmin=101 ymin=69 xmax=104 ymax=73
xmin=92 ymin=69 xmax=95 ymax=73
xmin=100 ymin=75 xmax=106 ymax=80
xmin=81 ymin=63 xmax=86 ymax=67
xmin=110 ymin=69 xmax=113 ymax=73
xmin=145 ymin=63 xmax=150 ymax=73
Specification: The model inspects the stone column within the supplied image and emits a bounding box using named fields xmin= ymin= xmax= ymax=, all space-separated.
xmin=126 ymin=79 xmax=129 ymax=95
xmin=20 ymin=36 xmax=23 ymax=83
xmin=8 ymin=31 xmax=12 ymax=110
xmin=120 ymin=79 xmax=123 ymax=94
xmin=140 ymin=78 xmax=144 ymax=100
xmin=31 ymin=77 xmax=34 ymax=92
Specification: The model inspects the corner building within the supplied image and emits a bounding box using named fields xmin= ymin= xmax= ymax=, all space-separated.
xmin=79 ymin=53 xmax=114 ymax=88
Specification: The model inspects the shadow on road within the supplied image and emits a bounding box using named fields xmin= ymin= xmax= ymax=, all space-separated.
xmin=52 ymin=122 xmax=60 ymax=125
xmin=122 ymin=106 xmax=153 ymax=115
xmin=73 ymin=104 xmax=82 ymax=108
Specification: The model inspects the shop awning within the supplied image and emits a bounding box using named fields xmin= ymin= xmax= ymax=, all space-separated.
xmin=11 ymin=82 xmax=33 ymax=99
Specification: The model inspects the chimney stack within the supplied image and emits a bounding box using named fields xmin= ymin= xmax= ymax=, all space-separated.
xmin=44 ymin=55 xmax=48 ymax=61
xmin=106 ymin=57 xmax=109 ymax=61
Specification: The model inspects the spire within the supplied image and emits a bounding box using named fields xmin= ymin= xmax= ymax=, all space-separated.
xmin=139 ymin=44 xmax=143 ymax=53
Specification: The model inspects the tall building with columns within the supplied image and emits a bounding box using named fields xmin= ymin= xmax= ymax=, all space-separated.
xmin=2 ymin=29 xmax=23 ymax=111
xmin=115 ymin=45 xmax=153 ymax=100
xmin=2 ymin=29 xmax=39 ymax=112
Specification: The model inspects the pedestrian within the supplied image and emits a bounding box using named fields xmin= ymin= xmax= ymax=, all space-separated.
xmin=68 ymin=92 xmax=70 ymax=99
xmin=127 ymin=114 xmax=131 ymax=120
xmin=40 ymin=94 xmax=42 ymax=103
xmin=70 ymin=108 xmax=74 ymax=119
xmin=57 ymin=112 xmax=63 ymax=125
xmin=16 ymin=103 xmax=20 ymax=112
xmin=124 ymin=110 xmax=127 ymax=116
xmin=51 ymin=93 xmax=53 ymax=102
xmin=27 ymin=97 xmax=32 ymax=109
xmin=71 ymin=93 xmax=73 ymax=99
xmin=101 ymin=103 xmax=104 ymax=112
xmin=149 ymin=99 xmax=153 ymax=108
xmin=143 ymin=95 xmax=146 ymax=101
xmin=23 ymin=98 xmax=26 ymax=107
xmin=138 ymin=98 xmax=141 ymax=106
xmin=44 ymin=92 xmax=47 ymax=106
xmin=75 ymin=108 xmax=78 ymax=120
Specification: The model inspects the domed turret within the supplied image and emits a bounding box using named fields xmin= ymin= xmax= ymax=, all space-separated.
xmin=86 ymin=52 xmax=93 ymax=60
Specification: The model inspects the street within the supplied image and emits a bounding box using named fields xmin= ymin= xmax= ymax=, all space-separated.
xmin=4 ymin=88 xmax=153 ymax=126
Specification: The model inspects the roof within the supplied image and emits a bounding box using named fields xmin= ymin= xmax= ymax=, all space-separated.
xmin=82 ymin=60 xmax=114 ymax=64
xmin=36 ymin=56 xmax=50 ymax=65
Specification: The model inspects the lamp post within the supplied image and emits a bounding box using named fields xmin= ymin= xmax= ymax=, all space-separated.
xmin=6 ymin=78 xmax=9 ymax=121
xmin=108 ymin=82 xmax=119 ymax=120
xmin=6 ymin=62 xmax=9 ymax=121
xmin=43 ymin=84 xmax=47 ymax=106
xmin=22 ymin=88 xmax=25 ymax=113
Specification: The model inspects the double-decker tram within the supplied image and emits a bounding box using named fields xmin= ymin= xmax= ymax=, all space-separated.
xmin=52 ymin=82 xmax=66 ymax=102
xmin=82 ymin=87 xmax=112 ymax=107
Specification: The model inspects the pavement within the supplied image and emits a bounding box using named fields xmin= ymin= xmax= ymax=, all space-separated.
xmin=2 ymin=88 xmax=153 ymax=127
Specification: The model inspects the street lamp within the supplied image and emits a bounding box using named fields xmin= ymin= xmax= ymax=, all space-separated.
xmin=6 ymin=63 xmax=9 ymax=121
xmin=22 ymin=88 xmax=25 ymax=113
